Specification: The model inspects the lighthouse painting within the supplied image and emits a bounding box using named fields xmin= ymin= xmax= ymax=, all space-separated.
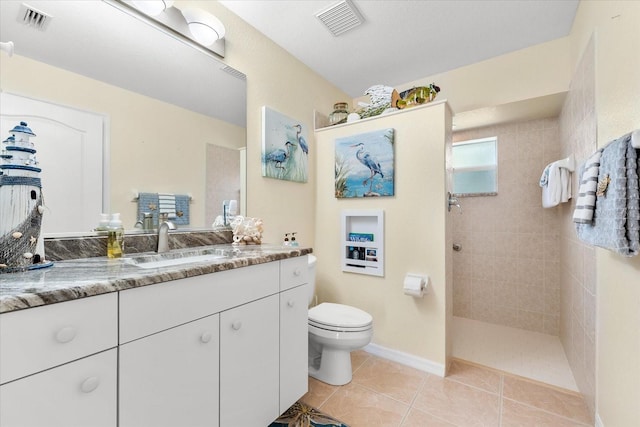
xmin=0 ymin=121 xmax=52 ymax=273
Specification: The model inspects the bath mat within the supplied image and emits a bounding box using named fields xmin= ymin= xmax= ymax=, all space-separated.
xmin=270 ymin=401 xmax=349 ymax=427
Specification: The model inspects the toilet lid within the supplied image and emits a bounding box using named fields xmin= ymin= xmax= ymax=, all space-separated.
xmin=309 ymin=303 xmax=373 ymax=329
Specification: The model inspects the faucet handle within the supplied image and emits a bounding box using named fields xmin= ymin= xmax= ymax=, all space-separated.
xmin=447 ymin=192 xmax=463 ymax=213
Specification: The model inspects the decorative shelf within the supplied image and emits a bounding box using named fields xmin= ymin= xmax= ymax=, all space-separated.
xmin=314 ymin=99 xmax=448 ymax=132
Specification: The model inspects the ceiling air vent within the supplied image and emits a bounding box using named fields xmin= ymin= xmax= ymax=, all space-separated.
xmin=18 ymin=3 xmax=52 ymax=30
xmin=316 ymin=0 xmax=364 ymax=37
xmin=221 ymin=65 xmax=247 ymax=81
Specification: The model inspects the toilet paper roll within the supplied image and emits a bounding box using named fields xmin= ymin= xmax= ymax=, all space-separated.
xmin=403 ymin=274 xmax=426 ymax=297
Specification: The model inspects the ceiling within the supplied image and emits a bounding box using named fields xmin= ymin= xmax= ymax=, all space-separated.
xmin=220 ymin=0 xmax=579 ymax=98
xmin=221 ymin=0 xmax=578 ymax=128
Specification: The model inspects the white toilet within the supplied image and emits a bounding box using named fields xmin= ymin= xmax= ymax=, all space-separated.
xmin=306 ymin=254 xmax=373 ymax=386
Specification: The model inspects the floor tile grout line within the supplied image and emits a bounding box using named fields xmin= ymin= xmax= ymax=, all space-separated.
xmin=501 ymin=396 xmax=593 ymax=426
xmin=398 ymin=372 xmax=428 ymax=426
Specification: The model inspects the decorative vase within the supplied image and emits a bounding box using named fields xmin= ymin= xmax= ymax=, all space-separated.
xmin=329 ymin=102 xmax=349 ymax=126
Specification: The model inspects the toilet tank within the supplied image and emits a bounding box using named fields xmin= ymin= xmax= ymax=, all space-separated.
xmin=307 ymin=254 xmax=317 ymax=305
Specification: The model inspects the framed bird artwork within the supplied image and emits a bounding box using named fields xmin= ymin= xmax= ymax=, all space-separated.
xmin=261 ymin=106 xmax=308 ymax=183
xmin=335 ymin=128 xmax=395 ymax=198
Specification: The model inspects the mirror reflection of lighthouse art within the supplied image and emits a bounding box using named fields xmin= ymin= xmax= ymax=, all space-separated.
xmin=0 ymin=121 xmax=53 ymax=273
xmin=335 ymin=128 xmax=395 ymax=198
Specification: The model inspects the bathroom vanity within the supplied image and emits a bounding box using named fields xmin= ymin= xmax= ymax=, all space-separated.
xmin=0 ymin=244 xmax=311 ymax=427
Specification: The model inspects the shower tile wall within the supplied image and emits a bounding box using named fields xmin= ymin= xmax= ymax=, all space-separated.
xmin=452 ymin=118 xmax=562 ymax=335
xmin=558 ymin=37 xmax=596 ymax=415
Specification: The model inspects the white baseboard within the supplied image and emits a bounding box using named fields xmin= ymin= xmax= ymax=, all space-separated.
xmin=595 ymin=413 xmax=604 ymax=427
xmin=363 ymin=343 xmax=446 ymax=377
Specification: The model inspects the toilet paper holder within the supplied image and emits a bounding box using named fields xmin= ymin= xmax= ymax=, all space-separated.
xmin=403 ymin=273 xmax=429 ymax=297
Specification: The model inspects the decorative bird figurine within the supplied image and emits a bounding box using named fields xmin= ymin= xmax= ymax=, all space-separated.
xmin=266 ymin=141 xmax=294 ymax=170
xmin=364 ymin=85 xmax=395 ymax=108
xmin=351 ymin=142 xmax=383 ymax=194
xmin=293 ymin=124 xmax=308 ymax=155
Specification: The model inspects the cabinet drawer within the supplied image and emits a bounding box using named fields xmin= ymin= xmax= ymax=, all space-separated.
xmin=120 ymin=261 xmax=280 ymax=344
xmin=0 ymin=349 xmax=117 ymax=427
xmin=0 ymin=293 xmax=118 ymax=384
xmin=280 ymin=255 xmax=309 ymax=291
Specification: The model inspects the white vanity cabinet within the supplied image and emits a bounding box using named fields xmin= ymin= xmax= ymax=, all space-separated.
xmin=0 ymin=293 xmax=118 ymax=427
xmin=0 ymin=254 xmax=310 ymax=427
xmin=279 ymin=256 xmax=310 ymax=413
xmin=220 ymin=294 xmax=280 ymax=426
xmin=119 ymin=314 xmax=220 ymax=427
xmin=0 ymin=349 xmax=117 ymax=427
xmin=279 ymin=283 xmax=310 ymax=413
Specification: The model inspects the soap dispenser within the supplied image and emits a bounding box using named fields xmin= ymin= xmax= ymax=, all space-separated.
xmin=96 ymin=213 xmax=110 ymax=232
xmin=107 ymin=213 xmax=125 ymax=258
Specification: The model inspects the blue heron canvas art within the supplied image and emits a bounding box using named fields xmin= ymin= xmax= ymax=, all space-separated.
xmin=261 ymin=106 xmax=308 ymax=183
xmin=335 ymin=128 xmax=395 ymax=198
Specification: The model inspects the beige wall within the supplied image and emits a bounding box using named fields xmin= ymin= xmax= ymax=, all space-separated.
xmin=189 ymin=1 xmax=349 ymax=247
xmin=313 ymin=103 xmax=451 ymax=368
xmin=452 ymin=117 xmax=563 ymax=335
xmin=569 ymin=2 xmax=640 ymax=426
xmin=356 ymin=37 xmax=571 ymax=116
xmin=0 ymin=55 xmax=245 ymax=229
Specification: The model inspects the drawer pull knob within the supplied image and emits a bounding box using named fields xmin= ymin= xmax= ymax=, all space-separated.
xmin=55 ymin=326 xmax=77 ymax=343
xmin=200 ymin=332 xmax=212 ymax=343
xmin=231 ymin=321 xmax=242 ymax=331
xmin=80 ymin=376 xmax=100 ymax=393
xmin=287 ymin=300 xmax=295 ymax=308
xmin=293 ymin=269 xmax=301 ymax=276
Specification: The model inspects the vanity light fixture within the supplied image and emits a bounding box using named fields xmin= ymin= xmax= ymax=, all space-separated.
xmin=113 ymin=0 xmax=226 ymax=57
xmin=131 ymin=0 xmax=173 ymax=17
xmin=181 ymin=8 xmax=226 ymax=46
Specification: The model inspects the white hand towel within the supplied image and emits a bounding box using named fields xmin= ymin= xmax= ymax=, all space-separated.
xmin=542 ymin=162 xmax=562 ymax=208
xmin=632 ymin=129 xmax=640 ymax=149
xmin=560 ymin=167 xmax=571 ymax=203
xmin=158 ymin=193 xmax=176 ymax=219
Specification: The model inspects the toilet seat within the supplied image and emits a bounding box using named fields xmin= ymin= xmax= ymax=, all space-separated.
xmin=309 ymin=303 xmax=372 ymax=332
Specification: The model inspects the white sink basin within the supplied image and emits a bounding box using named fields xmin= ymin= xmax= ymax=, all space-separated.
xmin=124 ymin=248 xmax=229 ymax=269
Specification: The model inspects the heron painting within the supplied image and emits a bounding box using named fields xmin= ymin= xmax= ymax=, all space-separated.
xmin=261 ymin=106 xmax=308 ymax=183
xmin=335 ymin=128 xmax=395 ymax=198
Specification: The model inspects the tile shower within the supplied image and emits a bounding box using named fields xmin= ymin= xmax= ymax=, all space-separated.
xmin=450 ymin=37 xmax=597 ymax=418
xmin=451 ymin=117 xmax=563 ymax=335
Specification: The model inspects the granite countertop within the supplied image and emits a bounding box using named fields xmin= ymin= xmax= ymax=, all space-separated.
xmin=0 ymin=244 xmax=312 ymax=314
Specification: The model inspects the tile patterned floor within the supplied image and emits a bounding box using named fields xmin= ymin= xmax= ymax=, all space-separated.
xmin=301 ymin=351 xmax=593 ymax=427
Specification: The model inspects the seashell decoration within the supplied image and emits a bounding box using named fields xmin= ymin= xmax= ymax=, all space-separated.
xmin=38 ymin=205 xmax=44 ymax=214
xmin=230 ymin=216 xmax=263 ymax=245
xmin=23 ymin=252 xmax=33 ymax=259
xmin=12 ymin=231 xmax=23 ymax=239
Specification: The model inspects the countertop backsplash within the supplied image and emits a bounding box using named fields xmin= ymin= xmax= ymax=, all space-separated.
xmin=44 ymin=229 xmax=234 ymax=261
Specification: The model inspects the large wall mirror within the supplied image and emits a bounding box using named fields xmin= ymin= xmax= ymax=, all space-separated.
xmin=0 ymin=0 xmax=246 ymax=235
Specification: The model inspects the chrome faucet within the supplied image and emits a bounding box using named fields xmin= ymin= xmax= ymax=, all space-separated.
xmin=156 ymin=215 xmax=176 ymax=253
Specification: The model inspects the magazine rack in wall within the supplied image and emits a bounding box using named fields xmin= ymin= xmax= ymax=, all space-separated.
xmin=341 ymin=209 xmax=384 ymax=277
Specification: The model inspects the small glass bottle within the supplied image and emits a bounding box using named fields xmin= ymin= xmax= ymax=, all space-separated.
xmin=107 ymin=213 xmax=124 ymax=258
xmin=329 ymin=102 xmax=349 ymax=126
